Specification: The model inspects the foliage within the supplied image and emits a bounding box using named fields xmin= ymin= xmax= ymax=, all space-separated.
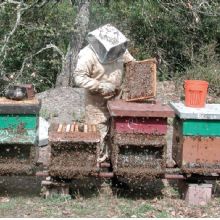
xmin=0 ymin=0 xmax=220 ymax=95
xmin=184 ymin=42 xmax=220 ymax=96
xmin=0 ymin=0 xmax=76 ymax=94
xmin=90 ymin=0 xmax=220 ymax=84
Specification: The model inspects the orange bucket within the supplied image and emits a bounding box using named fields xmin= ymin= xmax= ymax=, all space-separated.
xmin=184 ymin=80 xmax=208 ymax=108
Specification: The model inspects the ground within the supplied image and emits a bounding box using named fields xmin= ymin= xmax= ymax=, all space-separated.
xmin=0 ymin=81 xmax=220 ymax=218
xmin=1 ymin=177 xmax=220 ymax=217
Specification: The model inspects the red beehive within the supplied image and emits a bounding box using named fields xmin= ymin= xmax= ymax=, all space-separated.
xmin=108 ymin=100 xmax=175 ymax=179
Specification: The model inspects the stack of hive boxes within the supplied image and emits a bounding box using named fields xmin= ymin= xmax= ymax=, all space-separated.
xmin=108 ymin=100 xmax=174 ymax=180
xmin=170 ymin=102 xmax=220 ymax=174
xmin=0 ymin=97 xmax=40 ymax=175
xmin=48 ymin=123 xmax=100 ymax=179
xmin=107 ymin=58 xmax=175 ymax=181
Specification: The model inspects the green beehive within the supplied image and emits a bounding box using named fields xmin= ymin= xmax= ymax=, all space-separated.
xmin=182 ymin=119 xmax=220 ymax=137
xmin=170 ymin=102 xmax=220 ymax=137
xmin=0 ymin=98 xmax=41 ymax=144
xmin=0 ymin=97 xmax=41 ymax=175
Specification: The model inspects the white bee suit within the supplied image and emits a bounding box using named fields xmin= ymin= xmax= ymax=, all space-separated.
xmin=74 ymin=24 xmax=135 ymax=162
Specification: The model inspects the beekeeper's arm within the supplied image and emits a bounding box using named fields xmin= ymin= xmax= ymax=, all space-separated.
xmin=74 ymin=51 xmax=100 ymax=92
xmin=74 ymin=52 xmax=115 ymax=96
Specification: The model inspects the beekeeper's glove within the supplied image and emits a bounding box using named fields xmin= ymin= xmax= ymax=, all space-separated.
xmin=98 ymin=82 xmax=116 ymax=97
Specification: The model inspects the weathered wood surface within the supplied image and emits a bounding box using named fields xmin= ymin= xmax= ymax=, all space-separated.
xmin=108 ymin=100 xmax=175 ymax=118
xmin=0 ymin=97 xmax=41 ymax=114
xmin=113 ymin=117 xmax=167 ymax=134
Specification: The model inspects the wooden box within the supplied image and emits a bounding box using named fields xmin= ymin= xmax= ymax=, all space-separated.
xmin=114 ymin=117 xmax=167 ymax=135
xmin=111 ymin=144 xmax=166 ymax=179
xmin=0 ymin=98 xmax=40 ymax=144
xmin=173 ymin=117 xmax=220 ymax=173
xmin=108 ymin=100 xmax=174 ymax=179
xmin=49 ymin=123 xmax=100 ymax=179
xmin=171 ymin=102 xmax=220 ymax=173
xmin=0 ymin=97 xmax=40 ymax=175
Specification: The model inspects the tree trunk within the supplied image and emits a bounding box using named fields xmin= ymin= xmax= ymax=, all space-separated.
xmin=55 ymin=0 xmax=90 ymax=87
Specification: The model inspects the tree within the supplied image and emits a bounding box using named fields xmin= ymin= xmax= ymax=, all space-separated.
xmin=0 ymin=0 xmax=97 ymax=92
xmin=55 ymin=0 xmax=90 ymax=87
xmin=0 ymin=0 xmax=76 ymax=93
xmin=0 ymin=0 xmax=219 ymax=94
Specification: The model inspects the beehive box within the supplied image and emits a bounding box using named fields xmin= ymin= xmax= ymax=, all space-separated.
xmin=49 ymin=123 xmax=100 ymax=179
xmin=108 ymin=100 xmax=174 ymax=179
xmin=173 ymin=117 xmax=220 ymax=174
xmin=171 ymin=102 xmax=220 ymax=174
xmin=122 ymin=58 xmax=157 ymax=101
xmin=0 ymin=97 xmax=40 ymax=175
xmin=111 ymin=144 xmax=166 ymax=180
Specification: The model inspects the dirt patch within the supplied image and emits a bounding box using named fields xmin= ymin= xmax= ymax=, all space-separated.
xmin=156 ymin=80 xmax=181 ymax=104
xmin=36 ymin=87 xmax=86 ymax=124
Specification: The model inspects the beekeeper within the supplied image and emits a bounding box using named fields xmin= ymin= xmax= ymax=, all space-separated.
xmin=74 ymin=24 xmax=135 ymax=162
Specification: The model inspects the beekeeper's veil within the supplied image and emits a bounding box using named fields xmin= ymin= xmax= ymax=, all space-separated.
xmin=87 ymin=24 xmax=129 ymax=64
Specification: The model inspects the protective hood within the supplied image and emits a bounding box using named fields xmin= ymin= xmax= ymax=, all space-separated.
xmin=87 ymin=24 xmax=129 ymax=64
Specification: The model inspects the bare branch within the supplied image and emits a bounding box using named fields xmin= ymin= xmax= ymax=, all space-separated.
xmin=0 ymin=0 xmax=27 ymax=8
xmin=35 ymin=0 xmax=48 ymax=8
xmin=0 ymin=2 xmax=22 ymax=67
xmin=0 ymin=0 xmax=51 ymax=68
xmin=0 ymin=2 xmax=7 ymax=7
xmin=0 ymin=1 xmax=31 ymax=67
xmin=14 ymin=43 xmax=65 ymax=82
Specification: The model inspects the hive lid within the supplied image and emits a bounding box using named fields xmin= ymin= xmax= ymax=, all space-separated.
xmin=170 ymin=102 xmax=220 ymax=120
xmin=49 ymin=123 xmax=100 ymax=143
xmin=107 ymin=100 xmax=174 ymax=118
xmin=0 ymin=97 xmax=41 ymax=114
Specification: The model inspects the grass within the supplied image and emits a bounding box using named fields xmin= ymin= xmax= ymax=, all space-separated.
xmin=0 ymin=194 xmax=167 ymax=218
xmin=0 ymin=193 xmax=219 ymax=218
xmin=1 ymin=177 xmax=220 ymax=217
xmin=0 ymin=199 xmax=16 ymax=210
